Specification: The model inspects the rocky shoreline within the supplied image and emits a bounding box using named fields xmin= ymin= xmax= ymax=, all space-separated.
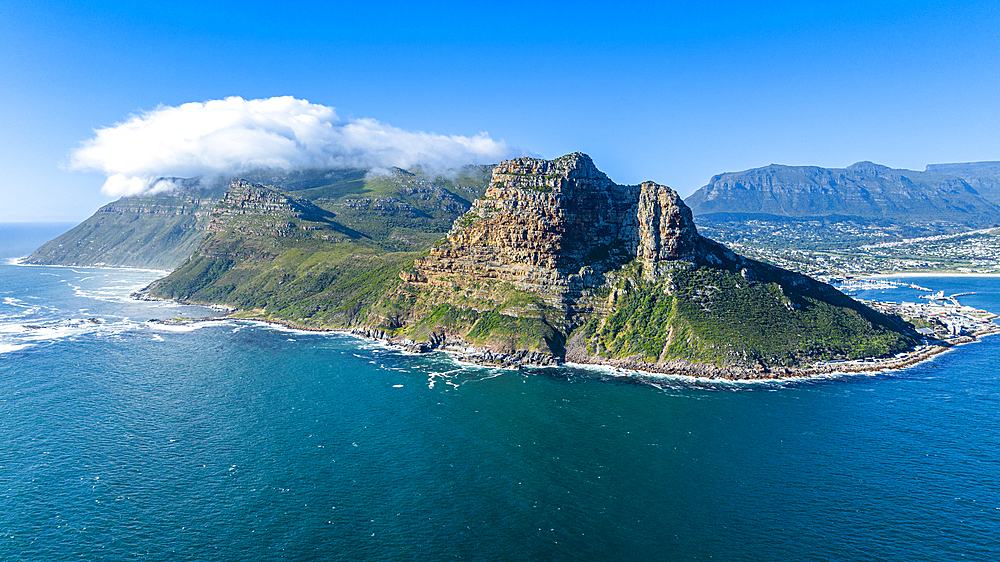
xmin=366 ymin=323 xmax=997 ymax=381
xmin=147 ymin=310 xmax=998 ymax=382
xmin=359 ymin=320 xmax=1000 ymax=381
xmin=347 ymin=327 xmax=561 ymax=367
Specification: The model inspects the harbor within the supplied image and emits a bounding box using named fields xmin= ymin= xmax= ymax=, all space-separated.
xmin=825 ymin=276 xmax=932 ymax=295
xmin=865 ymin=297 xmax=999 ymax=339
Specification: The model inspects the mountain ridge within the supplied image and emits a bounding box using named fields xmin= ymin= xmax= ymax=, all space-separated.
xmin=925 ymin=161 xmax=1000 ymax=206
xmin=24 ymin=192 xmax=219 ymax=269
xmin=686 ymin=161 xmax=1000 ymax=227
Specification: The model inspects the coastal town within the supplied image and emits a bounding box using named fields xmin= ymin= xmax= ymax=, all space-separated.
xmin=863 ymin=291 xmax=999 ymax=339
xmin=831 ymin=278 xmax=1000 ymax=338
xmin=700 ymin=223 xmax=1000 ymax=276
xmin=796 ymin=279 xmax=1000 ymax=374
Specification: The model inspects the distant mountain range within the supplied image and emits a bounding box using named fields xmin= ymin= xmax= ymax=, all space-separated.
xmin=685 ymin=161 xmax=1000 ymax=228
xmin=925 ymin=161 xmax=1000 ymax=206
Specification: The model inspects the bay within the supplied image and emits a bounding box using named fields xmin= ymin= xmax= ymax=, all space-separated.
xmin=2 ymin=224 xmax=999 ymax=561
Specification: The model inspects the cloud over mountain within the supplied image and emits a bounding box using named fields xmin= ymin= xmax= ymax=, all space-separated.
xmin=69 ymin=96 xmax=521 ymax=196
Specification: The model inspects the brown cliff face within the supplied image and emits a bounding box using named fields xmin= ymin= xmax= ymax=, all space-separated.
xmin=413 ymin=153 xmax=704 ymax=314
xmin=636 ymin=180 xmax=703 ymax=276
xmin=209 ymin=180 xmax=298 ymax=235
xmin=208 ymin=179 xmax=337 ymax=237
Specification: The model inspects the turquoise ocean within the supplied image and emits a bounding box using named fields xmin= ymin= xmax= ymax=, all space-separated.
xmin=2 ymin=223 xmax=1000 ymax=561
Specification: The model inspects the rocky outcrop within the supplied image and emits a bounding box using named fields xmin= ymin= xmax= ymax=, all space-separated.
xmin=412 ymin=153 xmax=704 ymax=313
xmin=209 ymin=179 xmax=333 ymax=237
xmin=349 ymin=327 xmax=560 ymax=367
xmin=636 ymin=181 xmax=704 ymax=277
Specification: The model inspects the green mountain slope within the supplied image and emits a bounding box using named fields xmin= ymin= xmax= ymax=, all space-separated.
xmin=26 ymin=166 xmax=492 ymax=270
xmin=581 ymin=241 xmax=916 ymax=369
xmin=144 ymin=170 xmax=492 ymax=326
xmin=25 ymin=193 xmax=219 ymax=269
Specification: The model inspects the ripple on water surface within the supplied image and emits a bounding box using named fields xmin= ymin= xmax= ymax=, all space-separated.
xmin=2 ymin=258 xmax=1000 ymax=561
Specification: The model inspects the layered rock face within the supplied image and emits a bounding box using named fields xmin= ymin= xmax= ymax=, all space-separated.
xmin=209 ymin=179 xmax=331 ymax=237
xmin=413 ymin=153 xmax=704 ymax=310
xmin=636 ymin=180 xmax=702 ymax=268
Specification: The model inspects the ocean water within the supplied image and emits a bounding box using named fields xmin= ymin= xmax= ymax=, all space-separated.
xmin=3 ymin=223 xmax=1000 ymax=561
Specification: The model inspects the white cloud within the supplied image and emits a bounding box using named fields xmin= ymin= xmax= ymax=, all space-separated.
xmin=69 ymin=96 xmax=521 ymax=196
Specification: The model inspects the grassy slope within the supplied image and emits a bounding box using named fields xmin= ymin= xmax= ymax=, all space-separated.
xmin=151 ymin=240 xmax=418 ymax=328
xmin=585 ymin=253 xmax=918 ymax=368
xmin=146 ymin=168 xmax=492 ymax=328
xmin=26 ymin=195 xmax=216 ymax=269
xmin=372 ymin=278 xmax=567 ymax=355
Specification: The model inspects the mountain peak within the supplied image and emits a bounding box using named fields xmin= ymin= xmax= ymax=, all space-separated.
xmin=494 ymin=152 xmax=609 ymax=184
xmin=412 ymin=153 xmax=702 ymax=314
xmin=846 ymin=161 xmax=890 ymax=173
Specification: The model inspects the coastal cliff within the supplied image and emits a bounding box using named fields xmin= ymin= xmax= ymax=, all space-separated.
xmin=414 ymin=154 xmax=703 ymax=308
xmin=25 ymin=192 xmax=219 ymax=269
xmin=41 ymin=153 xmax=916 ymax=377
xmin=380 ymin=153 xmax=919 ymax=372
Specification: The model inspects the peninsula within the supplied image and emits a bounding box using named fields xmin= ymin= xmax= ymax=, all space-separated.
xmin=116 ymin=153 xmax=924 ymax=378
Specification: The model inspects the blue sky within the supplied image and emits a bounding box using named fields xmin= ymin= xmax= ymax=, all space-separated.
xmin=2 ymin=0 xmax=999 ymax=221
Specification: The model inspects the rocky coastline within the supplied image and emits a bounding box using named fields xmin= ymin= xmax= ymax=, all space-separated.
xmin=565 ymin=325 xmax=999 ymax=382
xmin=147 ymin=309 xmax=998 ymax=381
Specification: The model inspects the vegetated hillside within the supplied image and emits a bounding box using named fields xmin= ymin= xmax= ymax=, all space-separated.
xmin=25 ymin=192 xmax=220 ymax=270
xmin=686 ymin=161 xmax=1000 ymax=228
xmin=926 ymin=161 xmax=1000 ymax=206
xmin=577 ymin=241 xmax=916 ymax=370
xmin=144 ymin=169 xmax=492 ymax=326
xmin=379 ymin=154 xmax=919 ymax=372
xmin=27 ymin=165 xmax=493 ymax=270
xmin=236 ymin=166 xmax=493 ymax=251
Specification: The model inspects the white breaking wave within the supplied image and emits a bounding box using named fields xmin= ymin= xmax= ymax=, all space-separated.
xmin=0 ymin=342 xmax=32 ymax=354
xmin=0 ymin=266 xmax=189 ymax=355
xmin=147 ymin=320 xmax=231 ymax=333
xmin=0 ymin=317 xmax=144 ymax=355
